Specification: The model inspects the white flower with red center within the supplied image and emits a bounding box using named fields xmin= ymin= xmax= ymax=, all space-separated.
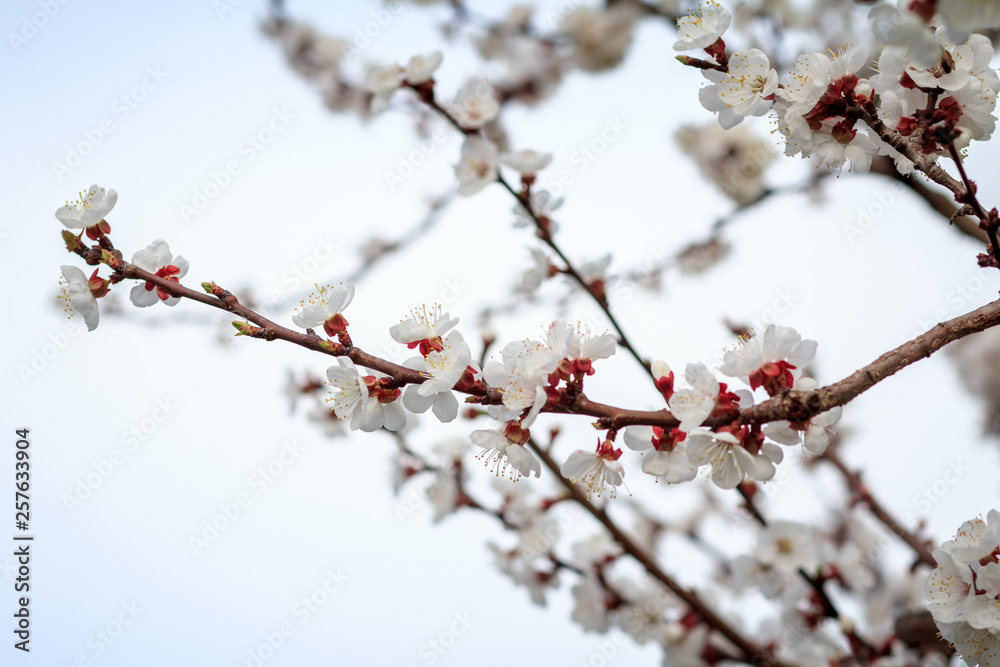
xmin=810 ymin=120 xmax=876 ymax=172
xmin=325 ymin=357 xmax=369 ymax=430
xmin=470 ymin=423 xmax=541 ymax=480
xmin=56 ymin=185 xmax=117 ymax=231
xmin=668 ymin=362 xmax=747 ymax=433
xmin=544 ymin=320 xmax=616 ymax=380
xmin=763 ymin=377 xmax=841 ymax=455
xmin=652 ymin=360 xmax=675 ymax=402
xmin=325 ymin=357 xmax=405 ymax=432
xmin=292 ymin=282 xmax=355 ymax=337
xmin=777 ymin=51 xmax=832 ymax=115
xmin=948 ymin=623 xmax=1000 ymax=667
xmin=389 ymin=305 xmax=459 ymax=356
xmin=673 ymin=0 xmax=731 ymax=52
xmin=714 ymin=49 xmax=778 ymax=116
xmin=668 ymin=362 xmax=718 ymax=432
xmin=927 ymin=511 xmax=1000 ymax=664
xmin=561 ymin=439 xmax=625 ymax=499
xmin=500 ymin=149 xmax=553 ymax=178
xmin=719 ymin=324 xmax=817 ymax=396
xmin=686 ymin=426 xmax=781 ymax=489
xmin=623 ymin=425 xmax=697 ymax=483
xmin=404 ymin=51 xmax=442 ymax=85
xmin=59 ymin=265 xmax=108 ymax=332
xmin=483 ymin=337 xmax=559 ymax=425
xmin=454 ymin=136 xmax=499 ymax=196
xmin=450 ymin=79 xmax=499 ymax=129
xmin=402 ymin=331 xmax=480 ymax=423
xmin=129 ymin=239 xmax=189 ymax=307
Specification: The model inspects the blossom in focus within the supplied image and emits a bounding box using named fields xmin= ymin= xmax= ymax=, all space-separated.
xmin=59 ymin=265 xmax=102 ymax=331
xmin=561 ymin=440 xmax=625 ymax=498
xmin=713 ymin=49 xmax=778 ymax=117
xmin=292 ymin=282 xmax=355 ymax=336
xmin=686 ymin=428 xmax=781 ymax=489
xmin=402 ymin=331 xmax=479 ymax=423
xmin=471 ymin=427 xmax=541 ymax=480
xmin=763 ymin=378 xmax=841 ymax=455
xmin=719 ymin=324 xmax=817 ymax=395
xmin=390 ymin=305 xmax=459 ymax=355
xmin=483 ymin=337 xmax=559 ymax=425
xmin=673 ymin=0 xmax=732 ymax=51
xmin=325 ymin=357 xmax=369 ymax=430
xmin=623 ymin=425 xmax=697 ymax=483
xmin=56 ymin=185 xmax=117 ymax=230
xmin=543 ymin=320 xmax=616 ymax=373
xmin=668 ymin=363 xmax=722 ymax=432
xmin=129 ymin=239 xmax=189 ymax=307
xmin=927 ymin=510 xmax=1000 ymax=665
xmin=325 ymin=357 xmax=405 ymax=432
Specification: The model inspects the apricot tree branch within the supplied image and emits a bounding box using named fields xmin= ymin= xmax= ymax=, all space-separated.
xmin=527 ymin=438 xmax=786 ymax=667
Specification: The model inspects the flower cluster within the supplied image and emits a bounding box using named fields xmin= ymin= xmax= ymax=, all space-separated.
xmin=927 ymin=511 xmax=1000 ymax=665
xmin=675 ymin=0 xmax=999 ymax=173
xmin=54 ymin=185 xmax=191 ymax=329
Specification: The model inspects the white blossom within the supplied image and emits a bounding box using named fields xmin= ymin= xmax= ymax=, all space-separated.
xmin=56 ymin=184 xmax=117 ymax=229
